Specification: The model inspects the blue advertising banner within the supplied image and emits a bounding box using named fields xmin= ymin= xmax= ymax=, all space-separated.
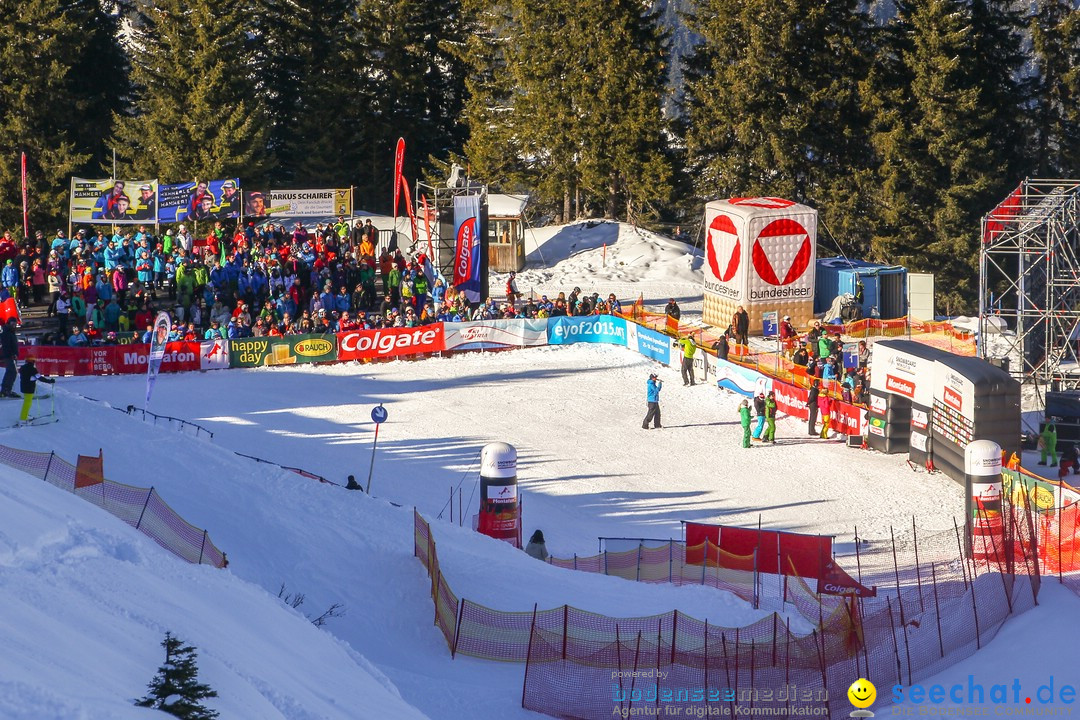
xmin=158 ymin=178 xmax=242 ymax=223
xmin=452 ymin=195 xmax=482 ymax=303
xmin=546 ymin=316 xmax=628 ymax=346
xmin=713 ymin=357 xmax=765 ymax=397
xmin=843 ymin=342 xmax=858 ymax=369
xmin=626 ymin=323 xmax=671 ymax=365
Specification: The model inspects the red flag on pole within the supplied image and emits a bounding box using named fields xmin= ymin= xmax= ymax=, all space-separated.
xmin=21 ymin=152 xmax=28 ymax=239
xmin=393 ymin=137 xmax=405 ymax=219
xmin=421 ymin=194 xmax=434 ymax=258
xmin=400 ymin=174 xmax=419 ymax=251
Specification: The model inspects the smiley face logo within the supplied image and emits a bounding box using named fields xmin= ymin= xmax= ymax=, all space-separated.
xmin=848 ymin=678 xmax=876 ymax=709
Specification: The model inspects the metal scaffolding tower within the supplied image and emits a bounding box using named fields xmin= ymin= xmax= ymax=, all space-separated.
xmin=979 ymin=179 xmax=1080 ymax=386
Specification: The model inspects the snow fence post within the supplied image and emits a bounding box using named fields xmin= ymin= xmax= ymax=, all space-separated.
xmin=451 ymin=598 xmax=464 ymax=658
xmin=930 ymin=562 xmax=944 ymax=659
xmin=43 ymin=450 xmax=55 ymax=482
xmin=561 ymin=604 xmax=568 ymax=660
xmin=521 ymin=603 xmax=537 ymax=708
xmin=135 ymin=487 xmax=154 ymax=530
xmin=670 ymin=610 xmax=678 ymax=664
xmin=198 ymin=530 xmax=207 ymax=565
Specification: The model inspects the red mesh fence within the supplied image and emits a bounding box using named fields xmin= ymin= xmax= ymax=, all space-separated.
xmin=522 ymin=498 xmax=1040 ymax=719
xmin=0 ymin=444 xmax=226 ymax=568
xmin=412 ymin=498 xmax=1058 ymax=719
xmin=548 ymin=541 xmax=757 ymax=603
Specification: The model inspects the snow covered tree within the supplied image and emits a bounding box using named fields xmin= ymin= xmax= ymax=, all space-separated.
xmin=135 ymin=632 xmax=219 ymax=720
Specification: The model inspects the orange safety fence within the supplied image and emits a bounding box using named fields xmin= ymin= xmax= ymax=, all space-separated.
xmin=522 ymin=497 xmax=1041 ymax=719
xmin=548 ymin=540 xmax=757 ymax=604
xmin=0 ymin=443 xmax=226 ymax=568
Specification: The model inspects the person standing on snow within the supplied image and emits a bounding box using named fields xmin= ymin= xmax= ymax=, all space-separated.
xmin=751 ymin=392 xmax=766 ymax=441
xmin=732 ymin=305 xmax=750 ymax=347
xmin=1039 ymin=420 xmax=1059 ymax=466
xmin=807 ymin=380 xmax=820 ymax=436
xmin=17 ymin=357 xmax=54 ymax=423
xmin=642 ymin=373 xmax=663 ymax=430
xmin=739 ymin=399 xmax=752 ymax=448
xmin=525 ymin=529 xmax=549 ymax=561
xmin=764 ymin=391 xmax=777 ymax=443
xmin=677 ymin=335 xmax=697 ymax=386
xmin=818 ymin=392 xmax=833 ymax=439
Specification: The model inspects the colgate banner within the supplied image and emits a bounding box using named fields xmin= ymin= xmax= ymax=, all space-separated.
xmin=452 ymin=194 xmax=482 ymax=302
xmin=772 ymin=380 xmax=809 ymax=420
xmin=443 ymin=320 xmax=547 ymax=351
xmin=338 ymin=326 xmax=445 ymax=361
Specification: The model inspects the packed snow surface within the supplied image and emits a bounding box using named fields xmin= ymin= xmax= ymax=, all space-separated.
xmin=2 ymin=221 xmax=1078 ymax=719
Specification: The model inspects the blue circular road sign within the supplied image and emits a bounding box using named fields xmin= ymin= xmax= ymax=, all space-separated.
xmin=371 ymin=405 xmax=388 ymax=424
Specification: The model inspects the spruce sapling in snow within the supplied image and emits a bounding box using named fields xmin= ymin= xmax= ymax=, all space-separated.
xmin=135 ymin=632 xmax=219 ymax=719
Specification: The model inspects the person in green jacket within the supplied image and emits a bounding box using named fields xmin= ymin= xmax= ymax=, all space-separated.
xmin=764 ymin=390 xmax=777 ymax=443
xmin=677 ymin=335 xmax=697 ymax=386
xmin=739 ymin=399 xmax=752 ymax=448
xmin=1039 ymin=420 xmax=1058 ymax=466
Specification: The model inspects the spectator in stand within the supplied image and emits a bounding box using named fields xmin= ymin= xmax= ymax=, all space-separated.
xmin=664 ymin=298 xmax=681 ymax=322
xmin=792 ymin=342 xmax=810 ymax=369
xmin=68 ymin=325 xmax=88 ymax=346
xmin=732 ymin=305 xmax=750 ymax=347
xmin=712 ymin=331 xmax=729 ymax=362
xmin=779 ymin=315 xmax=796 ymax=356
xmin=858 ymin=340 xmax=870 ymax=369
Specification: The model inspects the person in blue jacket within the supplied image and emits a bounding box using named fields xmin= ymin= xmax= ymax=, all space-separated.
xmin=642 ymin=373 xmax=663 ymax=430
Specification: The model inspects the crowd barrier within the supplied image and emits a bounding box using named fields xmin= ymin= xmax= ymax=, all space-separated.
xmin=414 ymin=489 xmax=1043 ymax=719
xmin=0 ymin=443 xmax=226 ymax=568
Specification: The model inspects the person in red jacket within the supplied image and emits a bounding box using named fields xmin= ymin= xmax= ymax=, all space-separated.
xmin=818 ymin=392 xmax=833 ymax=439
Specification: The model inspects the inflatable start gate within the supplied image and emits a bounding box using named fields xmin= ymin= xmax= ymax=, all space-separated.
xmin=702 ymin=197 xmax=817 ymax=333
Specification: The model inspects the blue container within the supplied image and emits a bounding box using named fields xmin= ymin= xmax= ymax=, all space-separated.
xmin=814 ymin=258 xmax=908 ymax=320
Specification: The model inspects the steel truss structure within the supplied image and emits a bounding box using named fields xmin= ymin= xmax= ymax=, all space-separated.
xmin=979 ymin=179 xmax=1080 ymax=385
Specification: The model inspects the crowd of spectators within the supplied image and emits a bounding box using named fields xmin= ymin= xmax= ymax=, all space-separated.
xmin=3 ymin=218 xmax=636 ymax=349
xmin=5 ymin=219 xmax=457 ymax=346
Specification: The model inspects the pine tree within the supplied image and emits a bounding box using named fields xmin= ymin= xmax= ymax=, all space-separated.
xmin=681 ymin=0 xmax=875 ymax=253
xmin=112 ymin=0 xmax=271 ymax=184
xmin=461 ymin=0 xmax=672 ymax=222
xmin=254 ymin=0 xmax=358 ymax=187
xmin=355 ymin=0 xmax=472 ymax=211
xmin=861 ymin=0 xmax=1022 ymax=312
xmin=1030 ymin=1 xmax=1080 ymax=176
xmin=135 ymin=632 xmax=219 ymax=720
xmin=0 ymin=0 xmax=127 ymax=233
